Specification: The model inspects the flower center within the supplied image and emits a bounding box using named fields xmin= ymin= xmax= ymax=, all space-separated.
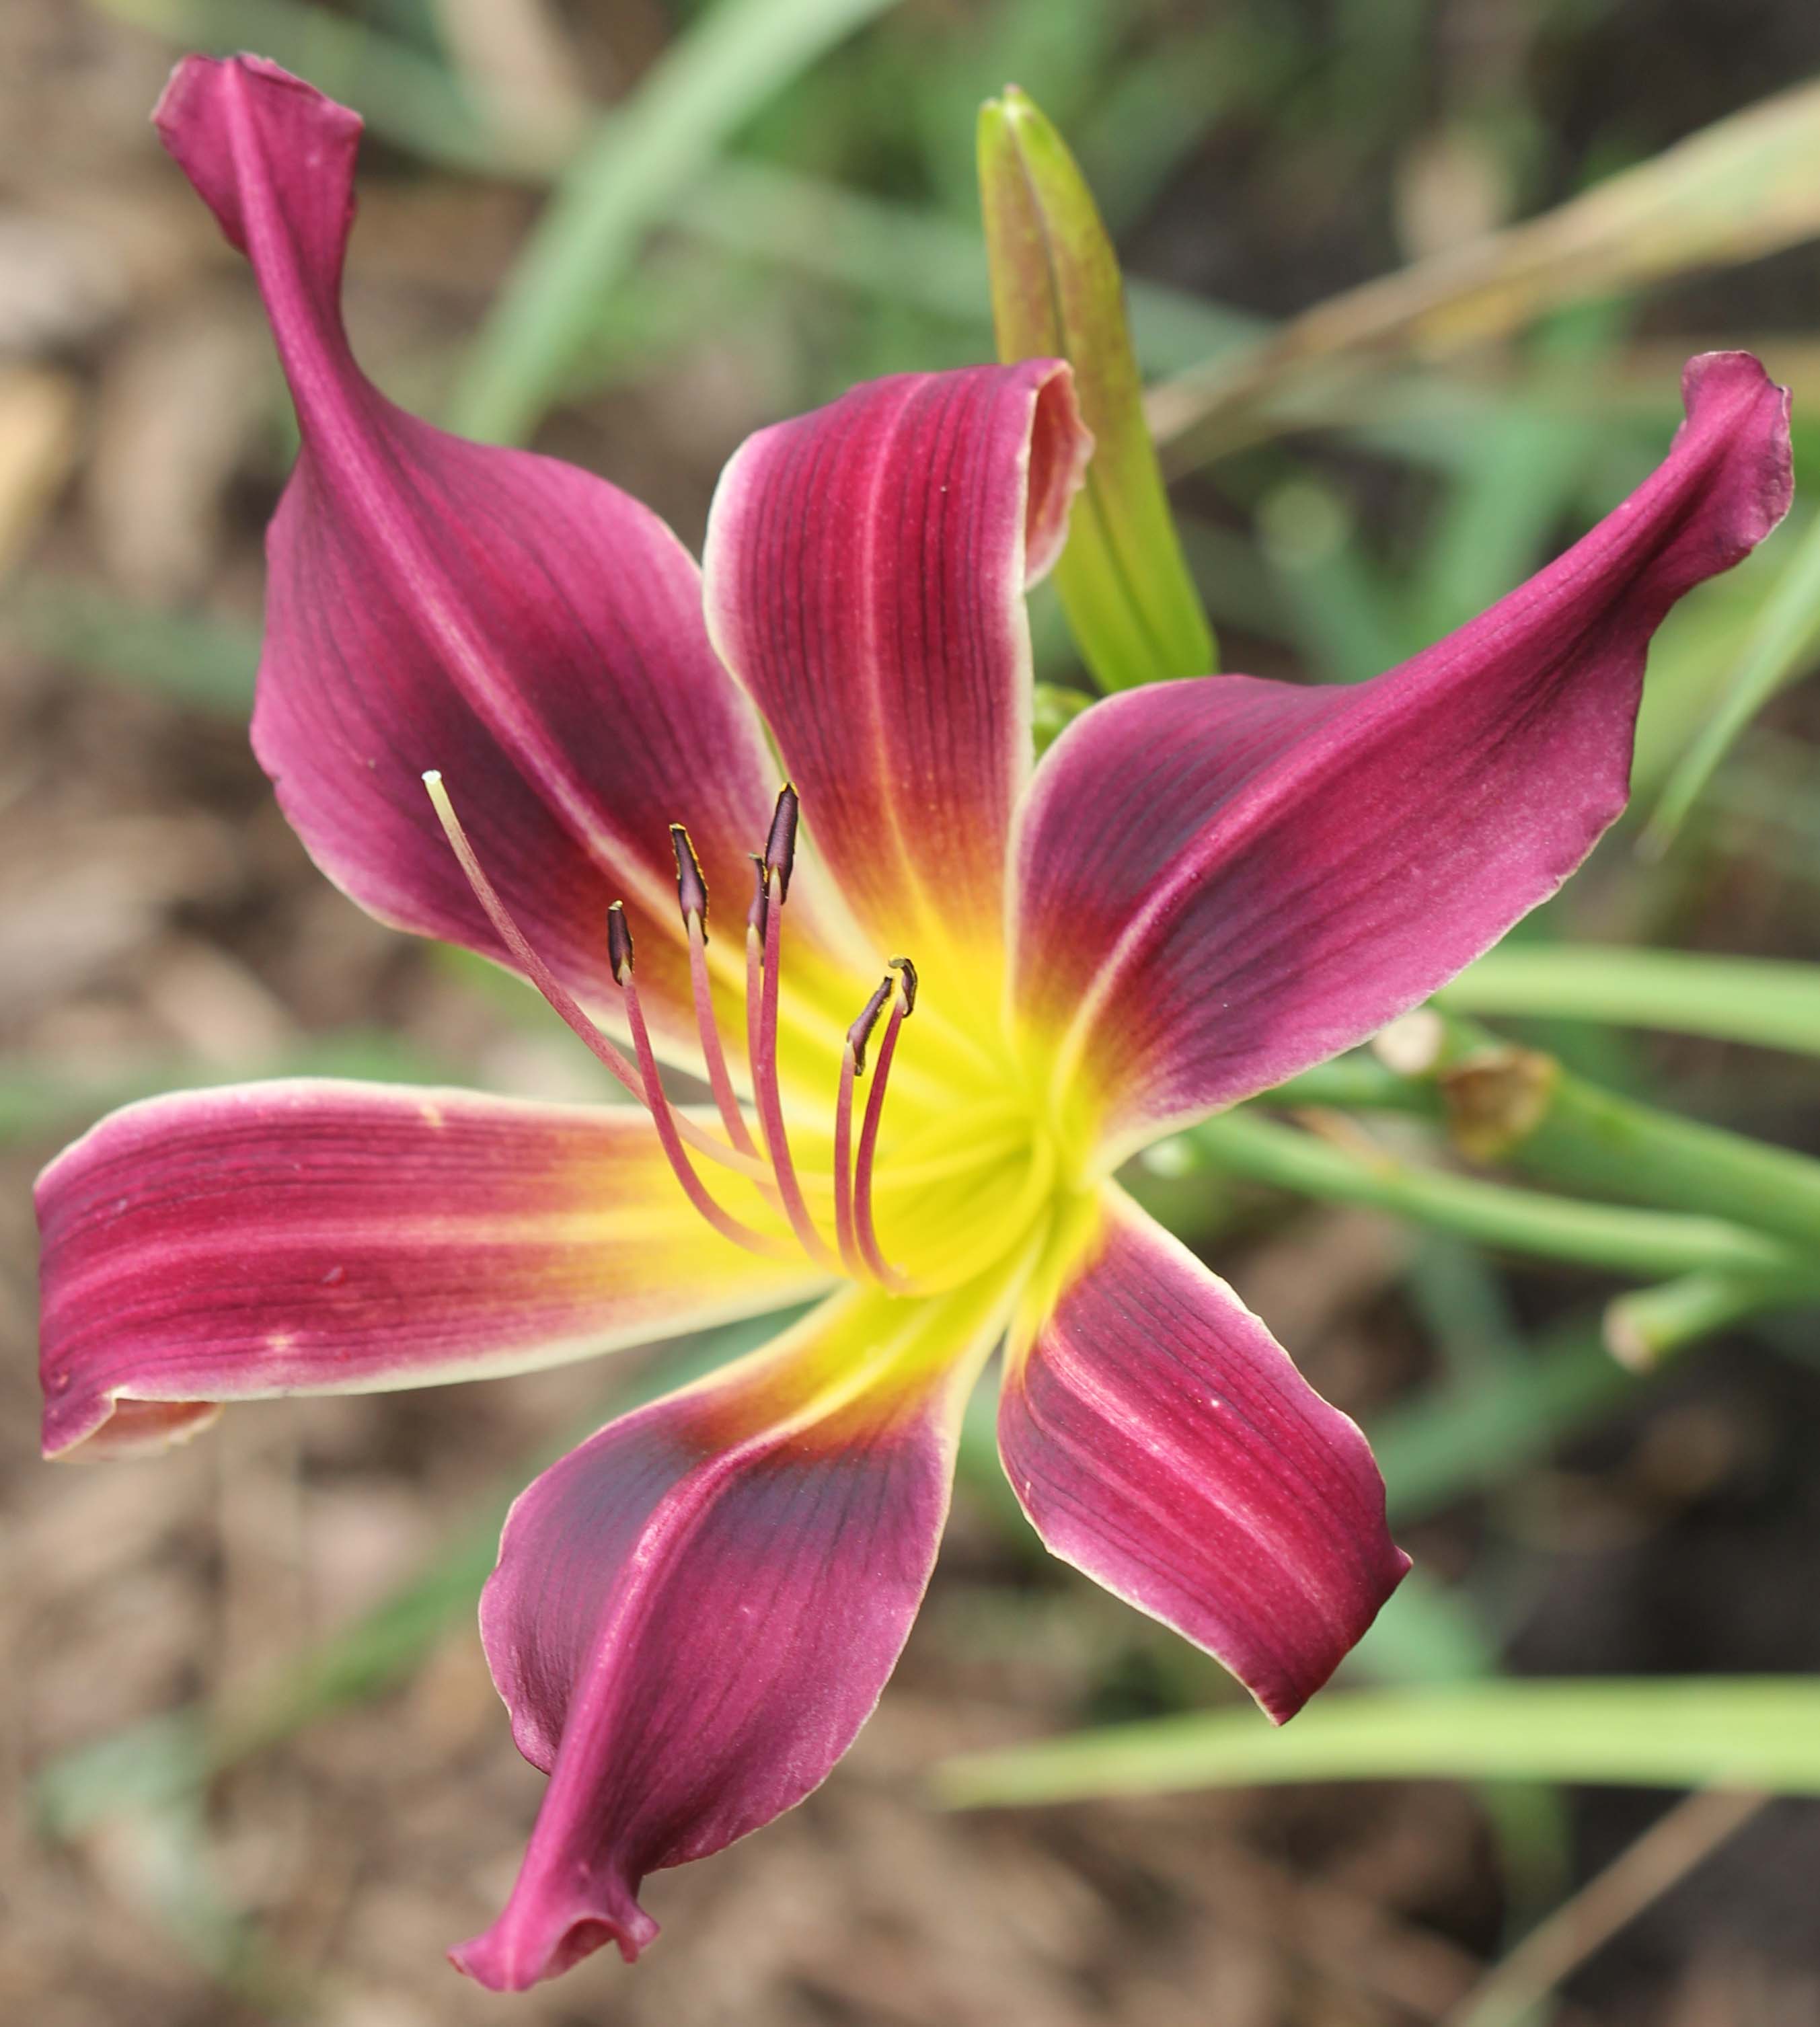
xmin=424 ymin=773 xmax=1051 ymax=1297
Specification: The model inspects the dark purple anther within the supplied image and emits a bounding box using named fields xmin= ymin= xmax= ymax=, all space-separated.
xmin=845 ymin=977 xmax=894 ymax=1075
xmin=607 ymin=901 xmax=634 ymax=985
xmin=763 ymin=783 xmax=799 ymax=899
xmin=670 ymin=824 xmax=709 ymax=935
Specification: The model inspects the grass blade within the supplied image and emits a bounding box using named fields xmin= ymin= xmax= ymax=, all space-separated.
xmin=449 ymin=0 xmax=903 ymax=444
xmin=936 ymin=1679 xmax=1820 ymax=1809
xmin=1147 ymin=76 xmax=1820 ymax=467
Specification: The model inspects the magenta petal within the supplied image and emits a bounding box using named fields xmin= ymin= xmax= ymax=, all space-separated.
xmin=36 ymin=1081 xmax=823 ymax=1459
xmin=153 ymin=56 xmax=800 ymax=1053
xmin=703 ymin=364 xmax=1091 ymax=986
xmin=1012 ymin=352 xmax=1792 ymax=1152
xmin=451 ymin=1274 xmax=1012 ymax=1989
xmin=1001 ymin=1192 xmax=1408 ymax=1722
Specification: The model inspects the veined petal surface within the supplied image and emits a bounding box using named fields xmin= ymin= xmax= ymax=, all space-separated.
xmin=1012 ymin=352 xmax=1792 ymax=1157
xmin=999 ymin=1190 xmax=1408 ymax=1723
xmin=36 ymin=1081 xmax=823 ymax=1461
xmin=703 ymin=363 xmax=1091 ymax=998
xmin=155 ymin=55 xmax=826 ymax=1061
xmin=453 ymin=1268 xmax=1018 ymax=1989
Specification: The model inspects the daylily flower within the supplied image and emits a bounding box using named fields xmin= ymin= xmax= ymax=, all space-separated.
xmin=36 ymin=54 xmax=1791 ymax=1992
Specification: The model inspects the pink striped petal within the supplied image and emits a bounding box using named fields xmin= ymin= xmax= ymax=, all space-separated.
xmin=451 ymin=1269 xmax=1016 ymax=1988
xmin=1012 ymin=352 xmax=1792 ymax=1156
xmin=36 ymin=1081 xmax=823 ymax=1461
xmin=154 ymin=56 xmax=802 ymax=1057
xmin=703 ymin=364 xmax=1091 ymax=990
xmin=1000 ymin=1191 xmax=1408 ymax=1722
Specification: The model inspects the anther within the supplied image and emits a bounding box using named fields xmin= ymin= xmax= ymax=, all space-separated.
xmin=670 ymin=825 xmax=709 ymax=933
xmin=888 ymin=956 xmax=918 ymax=1016
xmin=846 ymin=977 xmax=893 ymax=1075
xmin=763 ymin=783 xmax=799 ymax=900
xmin=607 ymin=899 xmax=634 ymax=985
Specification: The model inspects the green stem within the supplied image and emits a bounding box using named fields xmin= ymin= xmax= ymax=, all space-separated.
xmin=1603 ymin=1269 xmax=1811 ymax=1370
xmin=1251 ymin=1022 xmax=1820 ymax=1256
xmin=1437 ymin=946 xmax=1820 ymax=1060
xmin=1182 ymin=1110 xmax=1809 ymax=1283
xmin=1433 ymin=1014 xmax=1820 ymax=1252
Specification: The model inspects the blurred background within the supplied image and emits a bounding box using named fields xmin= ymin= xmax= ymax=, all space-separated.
xmin=5 ymin=1 xmax=1820 ymax=2023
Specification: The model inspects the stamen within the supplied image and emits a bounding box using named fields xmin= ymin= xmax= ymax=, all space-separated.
xmin=669 ymin=823 xmax=710 ymax=925
xmin=854 ymin=958 xmax=917 ymax=1291
xmin=608 ymin=904 xmax=790 ymax=1262
xmin=671 ymin=825 xmax=758 ymax=1159
xmin=744 ymin=853 xmax=767 ymax=1116
xmin=751 ymin=859 xmax=838 ymax=1271
xmin=834 ymin=977 xmax=893 ymax=1276
xmin=422 ymin=773 xmax=757 ymax=1176
xmin=764 ymin=782 xmax=799 ymax=899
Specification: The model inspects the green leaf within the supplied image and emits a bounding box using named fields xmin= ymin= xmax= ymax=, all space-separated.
xmin=1438 ymin=946 xmax=1820 ymax=1059
xmin=449 ymin=0 xmax=903 ymax=444
xmin=978 ymin=85 xmax=1215 ymax=689
xmin=936 ymin=1678 xmax=1820 ymax=1809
